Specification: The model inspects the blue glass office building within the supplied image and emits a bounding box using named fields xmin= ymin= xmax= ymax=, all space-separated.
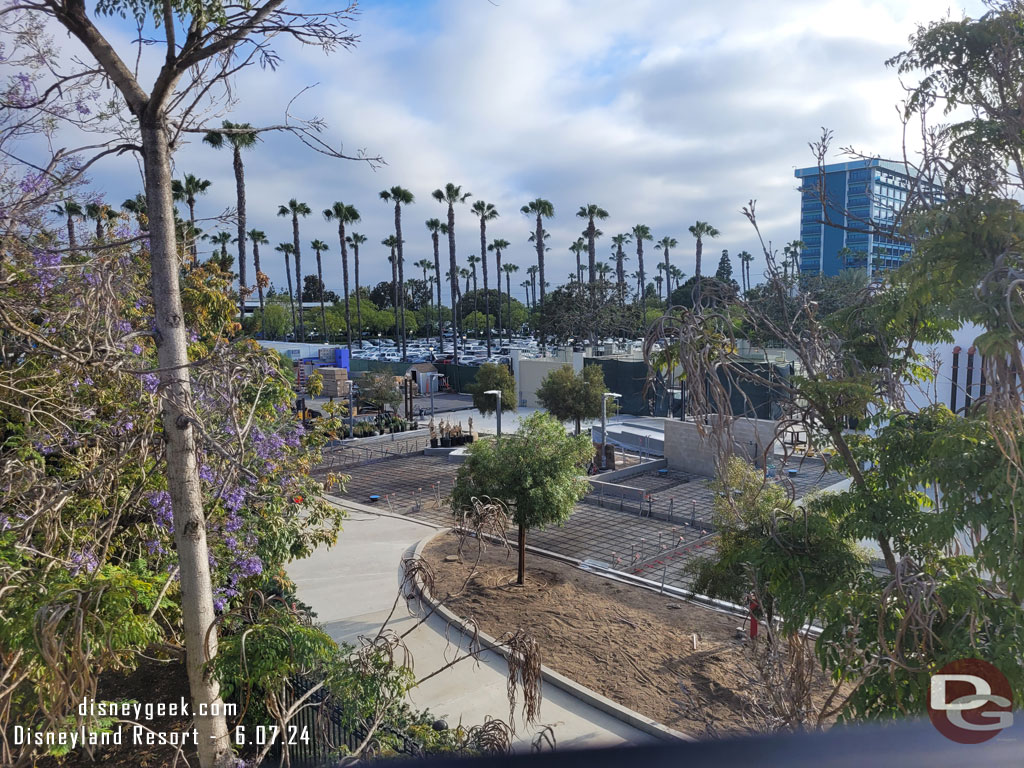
xmin=794 ymin=159 xmax=936 ymax=277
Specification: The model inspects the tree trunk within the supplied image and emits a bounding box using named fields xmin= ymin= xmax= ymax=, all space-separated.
xmin=188 ymin=199 xmax=197 ymax=263
xmin=506 ymin=271 xmax=512 ymax=345
xmin=447 ymin=204 xmax=459 ymax=364
xmin=637 ymin=241 xmax=646 ymax=330
xmin=518 ymin=524 xmax=526 ymax=586
xmin=354 ymin=243 xmax=362 ymax=347
xmin=252 ymin=242 xmax=265 ymax=335
xmin=316 ymin=248 xmax=327 ymax=343
xmin=338 ymin=223 xmax=352 ymax=351
xmin=233 ymin=146 xmax=247 ymax=323
xmin=391 ymin=248 xmax=399 ymax=349
xmin=395 ymin=202 xmax=407 ymax=360
xmin=495 ymin=248 xmax=502 ymax=344
xmin=141 ymin=122 xmax=232 ymax=768
xmin=284 ymin=251 xmax=296 ymax=336
xmin=481 ymin=219 xmax=491 ymax=357
xmin=291 ymin=214 xmax=303 ymax=343
xmin=66 ymin=213 xmax=77 ymax=259
xmin=535 ymin=213 xmax=545 ymax=309
xmin=587 ymin=218 xmax=596 ymax=287
xmin=433 ymin=232 xmax=444 ymax=352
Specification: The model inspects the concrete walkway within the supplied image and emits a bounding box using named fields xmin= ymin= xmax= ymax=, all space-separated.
xmin=288 ymin=510 xmax=656 ymax=751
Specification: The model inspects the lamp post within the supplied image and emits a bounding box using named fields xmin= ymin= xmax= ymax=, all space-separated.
xmin=348 ymin=384 xmax=356 ymax=439
xmin=485 ymin=389 xmax=502 ymax=438
xmin=429 ymin=347 xmax=435 ymax=419
xmin=601 ymin=392 xmax=621 ymax=470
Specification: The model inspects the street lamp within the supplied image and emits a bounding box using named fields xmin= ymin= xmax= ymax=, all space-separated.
xmin=428 ymin=347 xmax=436 ymax=419
xmin=484 ymin=389 xmax=502 ymax=438
xmin=601 ymin=392 xmax=621 ymax=470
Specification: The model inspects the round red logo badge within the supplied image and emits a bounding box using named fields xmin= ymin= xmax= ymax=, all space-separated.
xmin=928 ymin=658 xmax=1013 ymax=744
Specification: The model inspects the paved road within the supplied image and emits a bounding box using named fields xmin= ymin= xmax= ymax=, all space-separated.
xmin=288 ymin=509 xmax=657 ymax=751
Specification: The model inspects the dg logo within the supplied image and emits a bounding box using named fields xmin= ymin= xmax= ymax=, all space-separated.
xmin=928 ymin=658 xmax=1014 ymax=744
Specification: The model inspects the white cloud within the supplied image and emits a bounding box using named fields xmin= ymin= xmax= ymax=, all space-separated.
xmin=45 ymin=0 xmax=987 ymax=301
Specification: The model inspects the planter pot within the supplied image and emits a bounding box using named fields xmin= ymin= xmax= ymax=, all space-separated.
xmin=430 ymin=438 xmax=439 ymax=448
xmin=466 ymin=435 xmax=474 ymax=444
xmin=441 ymin=437 xmax=451 ymax=448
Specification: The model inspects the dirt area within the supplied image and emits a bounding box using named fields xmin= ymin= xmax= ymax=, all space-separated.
xmin=37 ymin=656 xmax=201 ymax=768
xmin=424 ymin=532 xmax=836 ymax=738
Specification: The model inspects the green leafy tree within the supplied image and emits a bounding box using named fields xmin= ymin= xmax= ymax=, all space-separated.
xmin=358 ymin=372 xmax=402 ymax=414
xmin=535 ymin=363 xmax=610 ymax=435
xmin=468 ymin=362 xmax=516 ymax=415
xmin=451 ymin=412 xmax=592 ymax=584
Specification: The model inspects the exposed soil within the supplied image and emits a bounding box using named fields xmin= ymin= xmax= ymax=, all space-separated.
xmin=424 ymin=532 xmax=837 ymax=738
xmin=37 ymin=655 xmax=201 ymax=768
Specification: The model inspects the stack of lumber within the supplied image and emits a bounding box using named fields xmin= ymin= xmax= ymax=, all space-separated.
xmin=319 ymin=367 xmax=350 ymax=398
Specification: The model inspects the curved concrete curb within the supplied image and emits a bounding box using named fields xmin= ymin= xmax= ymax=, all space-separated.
xmin=409 ymin=529 xmax=694 ymax=744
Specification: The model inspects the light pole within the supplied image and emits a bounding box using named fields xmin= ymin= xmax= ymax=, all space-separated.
xmin=485 ymin=389 xmax=502 ymax=438
xmin=428 ymin=347 xmax=435 ymax=419
xmin=601 ymin=392 xmax=621 ymax=470
xmin=348 ymin=384 xmax=356 ymax=439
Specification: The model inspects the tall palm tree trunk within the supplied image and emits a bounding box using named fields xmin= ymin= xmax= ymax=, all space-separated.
xmin=495 ymin=249 xmax=502 ymax=344
xmin=447 ymin=205 xmax=459 ymax=364
xmin=480 ymin=223 xmax=491 ymax=357
xmin=66 ymin=213 xmax=77 ymax=258
xmin=394 ymin=202 xmax=407 ymax=359
xmin=315 ymin=247 xmax=327 ymax=343
xmin=506 ymin=271 xmax=513 ymax=344
xmin=354 ymin=243 xmax=363 ymax=346
xmin=432 ymin=232 xmax=444 ymax=352
xmin=391 ymin=249 xmax=399 ymax=349
xmin=338 ymin=225 xmax=352 ymax=351
xmin=284 ymin=252 xmax=296 ymax=336
xmin=233 ymin=145 xmax=247 ymax=321
xmin=535 ymin=214 xmax=545 ymax=309
xmin=291 ymin=215 xmax=303 ymax=342
xmin=252 ymin=241 xmax=265 ymax=333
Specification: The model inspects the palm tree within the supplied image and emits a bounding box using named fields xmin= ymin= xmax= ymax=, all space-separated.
xmin=783 ymin=240 xmax=804 ymax=283
xmin=520 ymin=279 xmax=531 ymax=314
xmin=502 ymin=263 xmax=520 ymax=344
xmin=425 ymin=218 xmax=445 ymax=350
xmin=415 ymin=258 xmax=435 ymax=339
xmin=204 ymin=121 xmax=259 ymax=319
xmin=569 ymin=238 xmax=585 ymax=283
xmin=631 ymin=224 xmax=653 ymax=326
xmin=310 ymin=239 xmax=330 ymax=342
xmin=466 ymin=254 xmax=481 ymax=335
xmin=577 ymin=204 xmax=609 ymax=287
xmin=488 ymin=238 xmax=510 ymax=340
xmin=383 ymin=234 xmax=400 ymax=348
xmin=323 ymin=202 xmax=361 ymax=351
xmin=171 ymin=174 xmax=211 ymax=261
xmin=121 ymin=194 xmax=148 ymax=228
xmin=654 ymin=274 xmax=664 ymax=302
xmin=655 ymin=235 xmax=678 ymax=298
xmin=688 ymin=220 xmax=720 ymax=304
xmin=610 ymin=233 xmax=631 ymax=305
xmin=278 ymin=199 xmax=311 ymax=341
xmin=85 ymin=202 xmax=117 ymax=242
xmin=275 ymin=242 xmax=297 ymax=335
xmin=521 ymin=198 xmax=555 ymax=310
xmin=247 ymin=229 xmax=269 ymax=331
xmin=208 ymin=231 xmax=233 ymax=273
xmin=526 ymin=265 xmax=539 ymax=311
xmin=669 ymin=265 xmax=685 ymax=300
xmin=53 ymin=199 xmax=84 ymax=256
xmin=471 ymin=199 xmax=499 ymax=356
xmin=432 ymin=183 xmax=472 ymax=363
xmin=346 ymin=232 xmax=367 ymax=344
xmin=380 ymin=186 xmax=415 ymax=358
xmin=737 ymin=250 xmax=754 ymax=293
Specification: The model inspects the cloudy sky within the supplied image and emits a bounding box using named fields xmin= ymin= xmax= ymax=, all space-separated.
xmin=83 ymin=0 xmax=983 ymax=302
